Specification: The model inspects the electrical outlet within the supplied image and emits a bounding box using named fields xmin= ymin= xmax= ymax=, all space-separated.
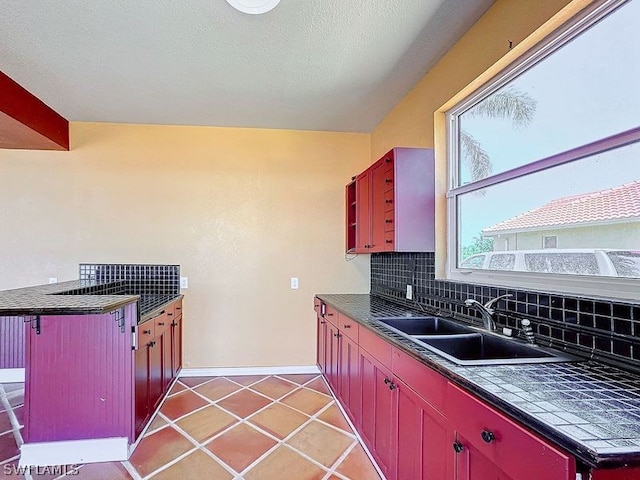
xmin=406 ymin=284 xmax=413 ymax=300
xmin=48 ymin=277 xmax=58 ymax=284
xmin=180 ymin=277 xmax=189 ymax=289
xmin=290 ymin=277 xmax=299 ymax=289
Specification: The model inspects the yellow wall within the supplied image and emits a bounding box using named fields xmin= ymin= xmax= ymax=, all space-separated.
xmin=371 ymin=0 xmax=575 ymax=158
xmin=0 ymin=123 xmax=371 ymax=368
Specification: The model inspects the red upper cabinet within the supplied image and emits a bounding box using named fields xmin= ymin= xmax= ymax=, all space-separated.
xmin=345 ymin=180 xmax=357 ymax=252
xmin=355 ymin=170 xmax=372 ymax=252
xmin=349 ymin=147 xmax=434 ymax=253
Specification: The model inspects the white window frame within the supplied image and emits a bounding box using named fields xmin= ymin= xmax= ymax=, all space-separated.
xmin=445 ymin=0 xmax=640 ymax=301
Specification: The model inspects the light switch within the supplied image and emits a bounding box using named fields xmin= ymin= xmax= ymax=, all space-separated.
xmin=290 ymin=277 xmax=299 ymax=289
xmin=48 ymin=277 xmax=58 ymax=284
xmin=180 ymin=277 xmax=189 ymax=289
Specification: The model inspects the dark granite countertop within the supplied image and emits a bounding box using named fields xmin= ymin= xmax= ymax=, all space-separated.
xmin=317 ymin=293 xmax=640 ymax=469
xmin=0 ymin=280 xmax=181 ymax=320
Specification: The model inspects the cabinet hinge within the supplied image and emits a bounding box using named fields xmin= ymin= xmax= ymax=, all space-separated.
xmin=110 ymin=307 xmax=126 ymax=333
xmin=24 ymin=315 xmax=41 ymax=335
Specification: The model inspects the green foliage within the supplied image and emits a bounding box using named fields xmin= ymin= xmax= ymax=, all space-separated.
xmin=462 ymin=234 xmax=494 ymax=259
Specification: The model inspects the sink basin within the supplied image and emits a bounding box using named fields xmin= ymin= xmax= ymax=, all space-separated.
xmin=418 ymin=333 xmax=578 ymax=366
xmin=376 ymin=316 xmax=475 ymax=336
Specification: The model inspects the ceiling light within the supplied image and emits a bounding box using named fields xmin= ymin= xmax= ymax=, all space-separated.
xmin=225 ymin=0 xmax=280 ymax=15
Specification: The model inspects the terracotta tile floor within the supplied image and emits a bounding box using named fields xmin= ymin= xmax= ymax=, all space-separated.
xmin=0 ymin=375 xmax=382 ymax=479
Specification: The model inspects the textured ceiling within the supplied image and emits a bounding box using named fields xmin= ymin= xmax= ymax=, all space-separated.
xmin=0 ymin=0 xmax=494 ymax=132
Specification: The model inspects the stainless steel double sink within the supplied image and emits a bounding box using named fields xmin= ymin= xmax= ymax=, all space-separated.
xmin=375 ymin=316 xmax=578 ymax=366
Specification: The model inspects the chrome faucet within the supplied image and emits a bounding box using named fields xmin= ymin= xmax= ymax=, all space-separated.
xmin=464 ymin=294 xmax=513 ymax=332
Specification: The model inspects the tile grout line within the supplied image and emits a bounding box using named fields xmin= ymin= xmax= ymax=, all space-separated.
xmin=147 ymin=375 xmax=356 ymax=479
xmin=322 ymin=377 xmax=387 ymax=480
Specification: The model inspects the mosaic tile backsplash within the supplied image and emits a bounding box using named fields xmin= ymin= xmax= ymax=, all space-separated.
xmin=79 ymin=263 xmax=181 ymax=295
xmin=371 ymin=252 xmax=640 ymax=373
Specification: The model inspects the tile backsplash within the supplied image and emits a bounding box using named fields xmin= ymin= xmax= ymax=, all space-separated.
xmin=371 ymin=252 xmax=640 ymax=373
xmin=79 ymin=263 xmax=181 ymax=295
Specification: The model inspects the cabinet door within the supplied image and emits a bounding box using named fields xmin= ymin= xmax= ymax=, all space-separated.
xmin=171 ymin=316 xmax=182 ymax=378
xmin=148 ymin=339 xmax=163 ymax=410
xmin=396 ymin=377 xmax=452 ymax=480
xmin=448 ymin=384 xmax=574 ymax=480
xmin=134 ymin=344 xmax=150 ymax=438
xmin=316 ymin=314 xmax=327 ymax=373
xmin=355 ymin=171 xmax=371 ymax=252
xmin=360 ymin=349 xmax=396 ymax=479
xmin=339 ymin=332 xmax=360 ymax=427
xmin=326 ymin=322 xmax=341 ymax=393
xmin=162 ymin=331 xmax=172 ymax=389
xmin=454 ymin=432 xmax=513 ymax=480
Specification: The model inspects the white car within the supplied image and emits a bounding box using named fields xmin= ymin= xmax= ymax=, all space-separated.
xmin=459 ymin=249 xmax=640 ymax=277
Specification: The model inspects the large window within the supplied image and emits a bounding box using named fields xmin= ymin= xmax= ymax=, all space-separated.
xmin=447 ymin=0 xmax=640 ymax=299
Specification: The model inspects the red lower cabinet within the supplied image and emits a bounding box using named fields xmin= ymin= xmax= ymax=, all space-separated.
xmin=454 ymin=434 xmax=513 ymax=480
xmin=395 ymin=377 xmax=452 ymax=480
xmin=316 ymin=310 xmax=327 ymax=373
xmin=447 ymin=383 xmax=575 ymax=480
xmin=315 ymin=301 xmax=640 ymax=480
xmin=360 ymin=348 xmax=396 ymax=479
xmin=134 ymin=298 xmax=184 ymax=439
xmin=338 ymin=315 xmax=360 ymax=426
xmin=134 ymin=345 xmax=150 ymax=437
xmin=171 ymin=314 xmax=182 ymax=377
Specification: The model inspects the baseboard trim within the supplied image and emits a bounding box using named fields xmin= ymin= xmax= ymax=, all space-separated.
xmin=179 ymin=365 xmax=320 ymax=377
xmin=19 ymin=437 xmax=128 ymax=467
xmin=0 ymin=368 xmax=25 ymax=383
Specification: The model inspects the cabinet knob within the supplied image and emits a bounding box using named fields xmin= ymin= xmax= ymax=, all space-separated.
xmin=481 ymin=430 xmax=495 ymax=443
xmin=453 ymin=441 xmax=464 ymax=453
xmin=143 ymin=329 xmax=152 ymax=335
xmin=168 ymin=313 xmax=173 ymax=316
xmin=385 ymin=219 xmax=392 ymax=223
xmin=320 ymin=320 xmax=326 ymax=324
xmin=343 ymin=324 xmax=351 ymax=329
xmin=334 ymin=333 xmax=341 ymax=338
xmin=385 ymin=178 xmax=392 ymax=183
xmin=388 ymin=382 xmax=396 ymax=390
xmin=385 ymin=158 xmax=391 ymax=163
xmin=385 ymin=199 xmax=392 ymax=204
xmin=384 ymin=377 xmax=391 ymax=385
xmin=158 ymin=322 xmax=165 ymax=326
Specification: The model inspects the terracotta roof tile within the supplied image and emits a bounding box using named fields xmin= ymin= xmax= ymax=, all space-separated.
xmin=483 ymin=180 xmax=640 ymax=233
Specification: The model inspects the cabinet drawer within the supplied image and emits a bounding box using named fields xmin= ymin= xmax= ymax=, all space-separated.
xmin=384 ymin=230 xmax=394 ymax=251
xmin=392 ymin=348 xmax=446 ymax=413
xmin=325 ymin=304 xmax=338 ymax=325
xmin=381 ymin=151 xmax=394 ymax=170
xmin=448 ymin=383 xmax=575 ymax=479
xmin=137 ymin=321 xmax=155 ymax=345
xmin=314 ymin=297 xmax=323 ymax=316
xmin=382 ymin=169 xmax=394 ymax=192
xmin=384 ymin=189 xmax=394 ymax=212
xmin=173 ymin=298 xmax=183 ymax=319
xmin=339 ymin=314 xmax=359 ymax=342
xmin=154 ymin=311 xmax=171 ymax=335
xmin=383 ymin=211 xmax=394 ymax=232
xmin=359 ymin=327 xmax=392 ymax=370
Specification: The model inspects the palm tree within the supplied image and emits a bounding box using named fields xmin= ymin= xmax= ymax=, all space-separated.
xmin=460 ymin=86 xmax=537 ymax=181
